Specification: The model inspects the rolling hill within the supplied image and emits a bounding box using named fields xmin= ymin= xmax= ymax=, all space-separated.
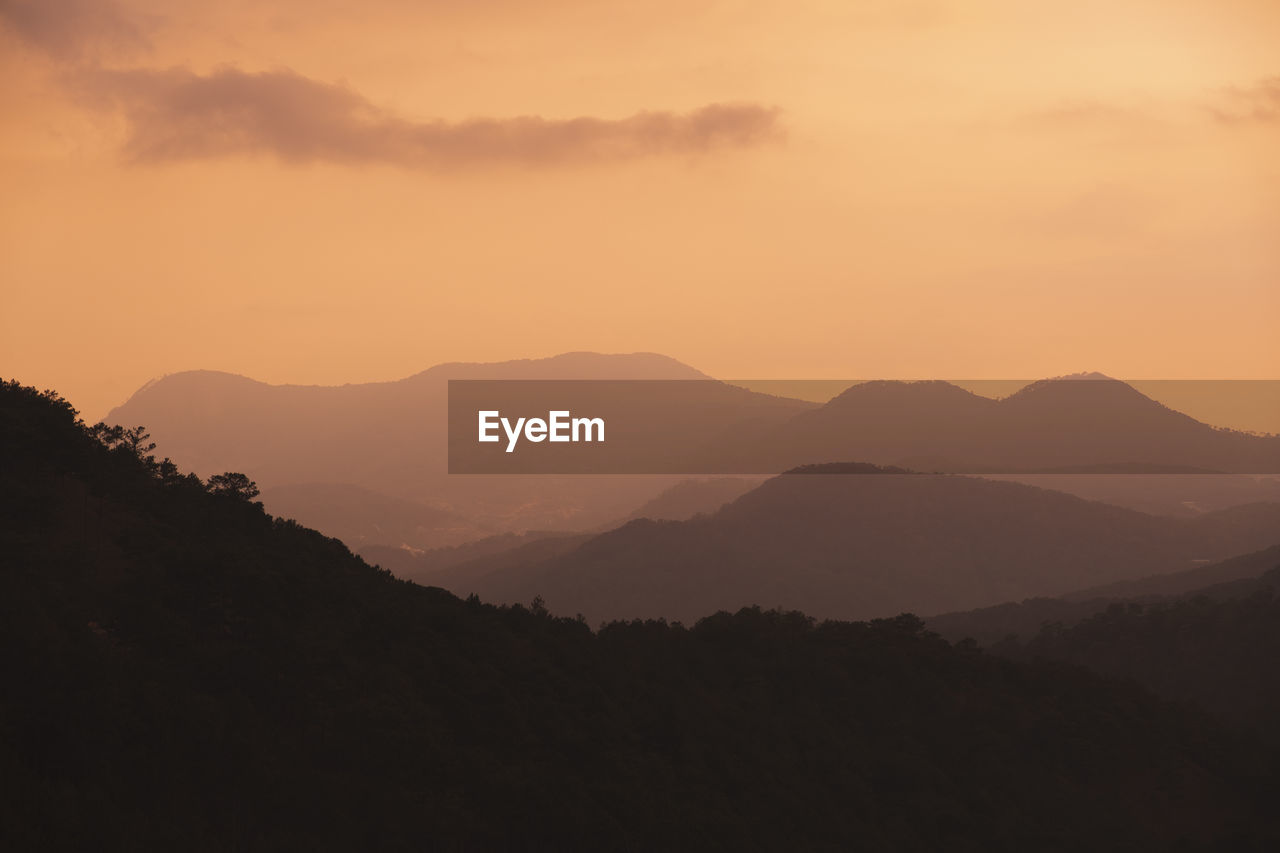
xmin=438 ymin=464 xmax=1280 ymax=624
xmin=927 ymin=544 xmax=1280 ymax=647
xmin=759 ymin=374 xmax=1280 ymax=473
xmin=102 ymin=352 xmax=815 ymax=543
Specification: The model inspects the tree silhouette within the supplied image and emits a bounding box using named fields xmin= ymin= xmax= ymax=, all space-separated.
xmin=206 ymin=472 xmax=261 ymax=502
xmin=123 ymin=425 xmax=156 ymax=457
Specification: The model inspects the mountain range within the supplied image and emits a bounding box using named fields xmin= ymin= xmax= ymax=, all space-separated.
xmin=103 ymin=355 xmax=1280 ymax=553
xmin=426 ymin=464 xmax=1280 ymax=624
xmin=744 ymin=373 xmax=1280 ymax=473
xmin=104 ymin=353 xmax=812 ymax=542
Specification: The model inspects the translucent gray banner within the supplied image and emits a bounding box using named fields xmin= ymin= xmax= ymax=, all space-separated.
xmin=447 ymin=378 xmax=1280 ymax=475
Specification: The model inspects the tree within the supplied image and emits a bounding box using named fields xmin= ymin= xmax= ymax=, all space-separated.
xmin=206 ymin=472 xmax=261 ymax=502
xmin=90 ymin=423 xmax=158 ymax=470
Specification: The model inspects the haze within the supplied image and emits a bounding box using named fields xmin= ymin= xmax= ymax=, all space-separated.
xmin=2 ymin=0 xmax=1277 ymax=419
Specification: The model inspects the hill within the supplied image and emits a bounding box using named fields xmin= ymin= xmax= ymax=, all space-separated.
xmin=362 ymin=529 xmax=588 ymax=584
xmin=102 ymin=368 xmax=1278 ymax=551
xmin=927 ymin=545 xmax=1280 ymax=647
xmin=442 ymin=464 xmax=1280 ymax=624
xmin=4 ymin=378 xmax=1278 ymax=850
xmin=607 ymin=476 xmax=764 ymax=525
xmin=760 ymin=375 xmax=1280 ymax=473
xmin=992 ymin=565 xmax=1280 ymax=739
xmin=982 ymin=472 xmax=1280 ymax=517
xmin=102 ymin=353 xmax=814 ymax=543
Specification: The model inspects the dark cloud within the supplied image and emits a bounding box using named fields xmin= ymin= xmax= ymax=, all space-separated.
xmin=0 ymin=0 xmax=149 ymax=60
xmin=1209 ymin=76 xmax=1280 ymax=124
xmin=74 ymin=66 xmax=783 ymax=167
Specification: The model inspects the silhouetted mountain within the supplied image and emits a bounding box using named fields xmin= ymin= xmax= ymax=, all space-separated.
xmin=444 ymin=465 xmax=1280 ymax=624
xmin=103 ymin=352 xmax=814 ymax=537
xmin=5 ymin=379 xmax=1279 ymax=850
xmin=761 ymin=375 xmax=1280 ymax=473
xmin=103 ymin=366 xmax=1278 ymax=554
xmin=927 ymin=545 xmax=1280 ymax=647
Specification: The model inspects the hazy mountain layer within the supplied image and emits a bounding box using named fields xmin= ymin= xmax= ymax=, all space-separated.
xmin=104 ymin=361 xmax=1279 ymax=554
xmin=440 ymin=465 xmax=1280 ymax=624
xmin=103 ymin=352 xmax=813 ymax=541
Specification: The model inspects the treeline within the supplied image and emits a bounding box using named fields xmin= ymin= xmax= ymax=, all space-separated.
xmin=2 ymin=379 xmax=1278 ymax=851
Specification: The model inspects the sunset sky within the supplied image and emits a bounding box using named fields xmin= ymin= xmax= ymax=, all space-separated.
xmin=2 ymin=0 xmax=1277 ymax=420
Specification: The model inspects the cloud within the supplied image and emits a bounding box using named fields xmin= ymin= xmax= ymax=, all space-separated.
xmin=73 ymin=66 xmax=783 ymax=168
xmin=1209 ymin=76 xmax=1280 ymax=124
xmin=0 ymin=0 xmax=149 ymax=60
xmin=1019 ymin=100 xmax=1164 ymax=133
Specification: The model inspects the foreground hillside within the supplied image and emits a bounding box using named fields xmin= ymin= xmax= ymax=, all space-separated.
xmin=3 ymin=380 xmax=1278 ymax=850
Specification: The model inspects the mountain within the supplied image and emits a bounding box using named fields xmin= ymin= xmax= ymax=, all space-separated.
xmin=103 ymin=366 xmax=1278 ymax=551
xmin=439 ymin=464 xmax=1280 ymax=624
xmin=992 ymin=563 xmax=1280 ymax=739
xmin=103 ymin=353 xmax=814 ymax=539
xmin=926 ymin=545 xmax=1280 ymax=738
xmin=927 ymin=544 xmax=1280 ymax=647
xmin=361 ymin=529 xmax=588 ymax=583
xmin=1069 ymin=541 xmax=1280 ymax=600
xmin=4 ymin=379 xmax=1278 ymax=850
xmin=983 ymin=472 xmax=1280 ymax=517
xmin=607 ymin=476 xmax=764 ymax=525
xmin=103 ymin=352 xmax=711 ymax=488
xmin=758 ymin=374 xmax=1280 ymax=474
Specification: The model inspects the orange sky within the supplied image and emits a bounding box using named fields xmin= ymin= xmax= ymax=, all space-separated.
xmin=2 ymin=0 xmax=1277 ymax=420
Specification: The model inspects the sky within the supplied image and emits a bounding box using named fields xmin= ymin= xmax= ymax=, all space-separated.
xmin=1 ymin=0 xmax=1278 ymax=420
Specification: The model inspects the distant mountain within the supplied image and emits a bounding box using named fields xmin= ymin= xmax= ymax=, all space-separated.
xmin=103 ymin=352 xmax=711 ymax=488
xmin=982 ymin=472 xmax=1280 ymax=517
xmin=442 ymin=465 xmax=1280 ymax=624
xmin=759 ymin=375 xmax=1280 ymax=474
xmin=103 ymin=352 xmax=812 ymax=537
xmin=1069 ymin=540 xmax=1280 ymax=600
xmin=362 ymin=529 xmax=588 ymax=583
xmin=608 ymin=476 xmax=764 ymax=525
xmin=104 ymin=366 xmax=1279 ymax=549
xmin=13 ymin=379 xmax=1279 ymax=848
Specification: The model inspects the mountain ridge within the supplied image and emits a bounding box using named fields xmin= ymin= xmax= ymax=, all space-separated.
xmin=434 ymin=466 xmax=1280 ymax=624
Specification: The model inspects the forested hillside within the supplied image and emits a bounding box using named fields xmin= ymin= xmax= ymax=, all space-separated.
xmin=3 ymin=380 xmax=1277 ymax=851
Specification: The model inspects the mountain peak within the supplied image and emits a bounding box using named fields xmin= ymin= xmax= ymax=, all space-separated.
xmin=1006 ymin=373 xmax=1149 ymax=403
xmin=407 ymin=351 xmax=711 ymax=381
xmin=1052 ymin=371 xmax=1116 ymax=382
xmin=829 ymin=379 xmax=987 ymax=406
